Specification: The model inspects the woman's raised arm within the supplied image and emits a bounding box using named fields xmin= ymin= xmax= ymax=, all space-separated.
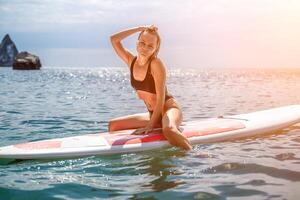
xmin=110 ymin=26 xmax=146 ymax=67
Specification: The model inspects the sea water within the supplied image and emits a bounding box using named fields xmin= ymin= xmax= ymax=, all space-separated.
xmin=0 ymin=66 xmax=300 ymax=199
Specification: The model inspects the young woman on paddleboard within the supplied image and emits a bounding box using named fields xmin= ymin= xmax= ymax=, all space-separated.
xmin=109 ymin=25 xmax=192 ymax=150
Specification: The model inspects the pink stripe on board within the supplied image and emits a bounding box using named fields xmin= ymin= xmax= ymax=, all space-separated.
xmin=105 ymin=133 xmax=166 ymax=146
xmin=14 ymin=140 xmax=62 ymax=150
xmin=103 ymin=119 xmax=245 ymax=146
xmin=183 ymin=121 xmax=245 ymax=138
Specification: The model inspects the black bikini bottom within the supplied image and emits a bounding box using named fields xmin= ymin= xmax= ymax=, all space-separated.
xmin=148 ymin=95 xmax=180 ymax=128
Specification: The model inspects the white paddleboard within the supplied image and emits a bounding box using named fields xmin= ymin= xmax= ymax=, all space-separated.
xmin=1 ymin=105 xmax=300 ymax=159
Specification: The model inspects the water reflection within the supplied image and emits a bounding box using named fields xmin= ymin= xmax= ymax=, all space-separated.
xmin=138 ymin=149 xmax=187 ymax=192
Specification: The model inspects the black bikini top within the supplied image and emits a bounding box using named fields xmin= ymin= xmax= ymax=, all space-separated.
xmin=130 ymin=56 xmax=156 ymax=94
xmin=130 ymin=57 xmax=173 ymax=100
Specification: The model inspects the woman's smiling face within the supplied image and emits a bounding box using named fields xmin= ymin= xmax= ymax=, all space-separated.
xmin=136 ymin=31 xmax=158 ymax=60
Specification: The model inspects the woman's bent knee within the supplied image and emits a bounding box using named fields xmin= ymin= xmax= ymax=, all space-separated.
xmin=108 ymin=120 xmax=114 ymax=132
xmin=108 ymin=119 xmax=120 ymax=132
xmin=108 ymin=113 xmax=149 ymax=132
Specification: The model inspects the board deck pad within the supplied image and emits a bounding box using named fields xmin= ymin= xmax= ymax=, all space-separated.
xmin=14 ymin=140 xmax=62 ymax=150
xmin=12 ymin=119 xmax=245 ymax=151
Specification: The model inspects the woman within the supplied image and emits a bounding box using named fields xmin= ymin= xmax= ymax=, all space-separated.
xmin=109 ymin=25 xmax=192 ymax=150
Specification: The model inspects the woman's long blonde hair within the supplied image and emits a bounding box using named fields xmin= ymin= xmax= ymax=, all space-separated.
xmin=138 ymin=28 xmax=161 ymax=61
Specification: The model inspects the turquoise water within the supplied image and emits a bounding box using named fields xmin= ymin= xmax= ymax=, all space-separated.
xmin=1 ymin=67 xmax=300 ymax=199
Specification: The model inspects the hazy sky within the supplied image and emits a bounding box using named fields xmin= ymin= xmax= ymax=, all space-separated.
xmin=0 ymin=0 xmax=300 ymax=68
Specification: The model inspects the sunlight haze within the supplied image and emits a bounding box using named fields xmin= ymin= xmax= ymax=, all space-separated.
xmin=0 ymin=0 xmax=299 ymax=68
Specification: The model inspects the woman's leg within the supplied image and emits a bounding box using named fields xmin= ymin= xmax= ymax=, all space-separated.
xmin=162 ymin=108 xmax=192 ymax=150
xmin=108 ymin=112 xmax=150 ymax=132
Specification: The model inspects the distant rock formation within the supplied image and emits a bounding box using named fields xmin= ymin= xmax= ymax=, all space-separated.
xmin=13 ymin=51 xmax=42 ymax=70
xmin=0 ymin=34 xmax=19 ymax=66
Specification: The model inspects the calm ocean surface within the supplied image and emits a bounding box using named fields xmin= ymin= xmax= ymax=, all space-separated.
xmin=0 ymin=66 xmax=300 ymax=200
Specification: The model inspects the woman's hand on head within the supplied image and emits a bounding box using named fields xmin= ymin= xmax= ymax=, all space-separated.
xmin=149 ymin=25 xmax=158 ymax=31
xmin=139 ymin=25 xmax=158 ymax=32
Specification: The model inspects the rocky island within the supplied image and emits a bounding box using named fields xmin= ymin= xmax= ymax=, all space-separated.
xmin=0 ymin=34 xmax=42 ymax=70
xmin=0 ymin=34 xmax=18 ymax=66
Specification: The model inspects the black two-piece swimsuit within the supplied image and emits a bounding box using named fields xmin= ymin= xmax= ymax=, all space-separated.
xmin=130 ymin=56 xmax=174 ymax=127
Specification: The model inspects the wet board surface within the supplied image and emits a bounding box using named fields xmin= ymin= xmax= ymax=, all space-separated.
xmin=1 ymin=105 xmax=300 ymax=159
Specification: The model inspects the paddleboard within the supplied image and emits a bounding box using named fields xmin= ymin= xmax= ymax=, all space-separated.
xmin=1 ymin=105 xmax=300 ymax=159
